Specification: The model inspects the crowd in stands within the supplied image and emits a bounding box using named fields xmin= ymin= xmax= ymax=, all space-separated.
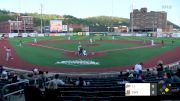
xmin=0 ymin=60 xmax=180 ymax=101
xmin=117 ymin=60 xmax=180 ymax=84
xmin=0 ymin=65 xmax=25 ymax=83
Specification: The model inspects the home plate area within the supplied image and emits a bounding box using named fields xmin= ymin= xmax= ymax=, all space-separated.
xmin=64 ymin=51 xmax=106 ymax=58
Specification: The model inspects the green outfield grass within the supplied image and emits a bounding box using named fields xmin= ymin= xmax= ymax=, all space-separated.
xmin=46 ymin=41 xmax=142 ymax=51
xmin=8 ymin=36 xmax=180 ymax=68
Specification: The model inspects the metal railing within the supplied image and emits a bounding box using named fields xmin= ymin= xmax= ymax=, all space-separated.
xmin=1 ymin=80 xmax=29 ymax=101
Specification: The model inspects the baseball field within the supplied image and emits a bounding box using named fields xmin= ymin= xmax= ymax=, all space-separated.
xmin=0 ymin=35 xmax=180 ymax=73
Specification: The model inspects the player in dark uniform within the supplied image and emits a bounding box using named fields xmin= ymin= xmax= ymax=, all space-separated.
xmin=172 ymin=40 xmax=174 ymax=46
xmin=161 ymin=40 xmax=164 ymax=47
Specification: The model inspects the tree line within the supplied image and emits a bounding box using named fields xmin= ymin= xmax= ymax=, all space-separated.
xmin=0 ymin=9 xmax=129 ymax=27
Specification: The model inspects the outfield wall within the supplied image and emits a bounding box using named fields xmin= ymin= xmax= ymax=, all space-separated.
xmin=1 ymin=32 xmax=180 ymax=38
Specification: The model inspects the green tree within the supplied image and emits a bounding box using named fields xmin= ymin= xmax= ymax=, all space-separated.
xmin=73 ymin=28 xmax=82 ymax=32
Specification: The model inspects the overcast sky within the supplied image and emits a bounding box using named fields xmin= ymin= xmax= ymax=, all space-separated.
xmin=0 ymin=0 xmax=180 ymax=26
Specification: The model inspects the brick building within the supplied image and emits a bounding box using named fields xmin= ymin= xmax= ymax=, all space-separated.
xmin=18 ymin=16 xmax=34 ymax=33
xmin=130 ymin=8 xmax=167 ymax=32
xmin=0 ymin=20 xmax=22 ymax=33
xmin=0 ymin=16 xmax=34 ymax=33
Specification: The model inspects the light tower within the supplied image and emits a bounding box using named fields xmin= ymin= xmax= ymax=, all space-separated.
xmin=40 ymin=4 xmax=43 ymax=34
xmin=131 ymin=0 xmax=134 ymax=33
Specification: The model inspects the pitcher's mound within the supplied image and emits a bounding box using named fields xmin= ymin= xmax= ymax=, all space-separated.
xmin=64 ymin=51 xmax=106 ymax=58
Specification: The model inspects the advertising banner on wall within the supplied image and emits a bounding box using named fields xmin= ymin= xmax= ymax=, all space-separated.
xmin=38 ymin=34 xmax=45 ymax=37
xmin=157 ymin=32 xmax=163 ymax=37
xmin=172 ymin=33 xmax=180 ymax=38
xmin=8 ymin=33 xmax=19 ymax=38
xmin=22 ymin=33 xmax=28 ymax=37
xmin=50 ymin=20 xmax=62 ymax=32
xmin=28 ymin=33 xmax=37 ymax=37
xmin=62 ymin=25 xmax=68 ymax=31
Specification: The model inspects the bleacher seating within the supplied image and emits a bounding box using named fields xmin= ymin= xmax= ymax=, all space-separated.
xmin=0 ymin=63 xmax=180 ymax=101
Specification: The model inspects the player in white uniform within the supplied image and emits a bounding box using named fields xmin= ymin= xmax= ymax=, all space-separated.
xmin=34 ymin=38 xmax=37 ymax=43
xmin=19 ymin=40 xmax=22 ymax=47
xmin=151 ymin=40 xmax=154 ymax=46
xmin=89 ymin=38 xmax=93 ymax=44
xmin=83 ymin=49 xmax=87 ymax=56
xmin=6 ymin=48 xmax=11 ymax=61
xmin=68 ymin=36 xmax=71 ymax=40
xmin=112 ymin=36 xmax=115 ymax=40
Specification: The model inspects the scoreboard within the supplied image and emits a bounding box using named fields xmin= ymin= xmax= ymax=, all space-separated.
xmin=50 ymin=20 xmax=62 ymax=33
xmin=125 ymin=83 xmax=171 ymax=96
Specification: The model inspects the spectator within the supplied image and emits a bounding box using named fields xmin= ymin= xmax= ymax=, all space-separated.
xmin=18 ymin=74 xmax=26 ymax=81
xmin=134 ymin=62 xmax=143 ymax=74
xmin=24 ymin=80 xmax=43 ymax=101
xmin=46 ymin=71 xmax=49 ymax=75
xmin=172 ymin=73 xmax=180 ymax=82
xmin=33 ymin=68 xmax=39 ymax=75
xmin=0 ymin=65 xmax=4 ymax=74
xmin=12 ymin=75 xmax=19 ymax=83
xmin=176 ymin=69 xmax=180 ymax=77
xmin=158 ymin=80 xmax=165 ymax=84
xmin=128 ymin=73 xmax=135 ymax=81
xmin=156 ymin=60 xmax=164 ymax=77
xmin=164 ymin=73 xmax=173 ymax=83
xmin=152 ymin=68 xmax=158 ymax=76
xmin=136 ymin=70 xmax=144 ymax=80
xmin=51 ymin=74 xmax=65 ymax=86
xmin=38 ymin=71 xmax=48 ymax=88
xmin=45 ymin=81 xmax=60 ymax=101
xmin=130 ymin=72 xmax=143 ymax=83
xmin=124 ymin=70 xmax=130 ymax=77
xmin=117 ymin=77 xmax=129 ymax=84
xmin=1 ymin=70 xmax=8 ymax=80
xmin=146 ymin=69 xmax=152 ymax=76
xmin=75 ymin=77 xmax=87 ymax=86
xmin=47 ymin=81 xmax=58 ymax=90
xmin=65 ymin=77 xmax=74 ymax=85
xmin=118 ymin=71 xmax=123 ymax=78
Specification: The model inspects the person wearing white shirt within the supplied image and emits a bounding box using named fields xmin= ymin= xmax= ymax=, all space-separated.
xmin=75 ymin=77 xmax=87 ymax=86
xmin=134 ymin=63 xmax=143 ymax=74
xmin=83 ymin=49 xmax=87 ymax=56
xmin=6 ymin=48 xmax=11 ymax=61
xmin=51 ymin=74 xmax=65 ymax=86
xmin=89 ymin=38 xmax=93 ymax=44
xmin=34 ymin=38 xmax=37 ymax=43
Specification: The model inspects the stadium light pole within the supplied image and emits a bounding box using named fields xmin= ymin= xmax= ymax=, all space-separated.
xmin=17 ymin=0 xmax=22 ymax=34
xmin=131 ymin=0 xmax=134 ymax=33
xmin=16 ymin=15 xmax=19 ymax=34
xmin=111 ymin=0 xmax=114 ymax=32
xmin=153 ymin=13 xmax=155 ymax=32
xmin=9 ymin=20 xmax=11 ymax=33
xmin=40 ymin=3 xmax=43 ymax=34
xmin=24 ymin=20 xmax=26 ymax=33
